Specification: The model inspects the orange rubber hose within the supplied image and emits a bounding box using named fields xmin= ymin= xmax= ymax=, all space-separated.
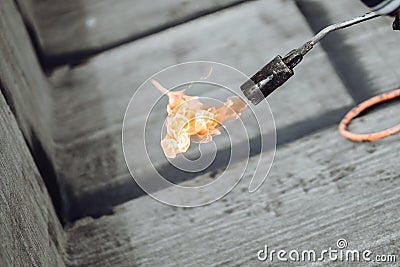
xmin=339 ymin=88 xmax=400 ymax=142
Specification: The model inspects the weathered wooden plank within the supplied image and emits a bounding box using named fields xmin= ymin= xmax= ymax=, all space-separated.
xmin=0 ymin=0 xmax=67 ymax=219
xmin=296 ymin=0 xmax=400 ymax=101
xmin=0 ymin=91 xmax=66 ymax=267
xmin=51 ymin=0 xmax=354 ymax=220
xmin=66 ymin=104 xmax=400 ymax=267
xmin=0 ymin=0 xmax=53 ymax=157
xmin=16 ymin=0 xmax=248 ymax=60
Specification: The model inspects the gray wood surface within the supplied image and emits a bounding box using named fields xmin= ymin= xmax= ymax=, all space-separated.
xmin=65 ymin=102 xmax=400 ymax=267
xmin=0 ymin=0 xmax=54 ymax=158
xmin=50 ymin=0 xmax=354 ymax=220
xmin=16 ymin=0 xmax=247 ymax=59
xmin=0 ymin=0 xmax=71 ymax=221
xmin=296 ymin=0 xmax=400 ymax=101
xmin=0 ymin=91 xmax=65 ymax=267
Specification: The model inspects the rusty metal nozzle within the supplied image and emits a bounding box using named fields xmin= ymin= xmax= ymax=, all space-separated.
xmin=240 ymin=45 xmax=311 ymax=105
xmin=240 ymin=56 xmax=294 ymax=105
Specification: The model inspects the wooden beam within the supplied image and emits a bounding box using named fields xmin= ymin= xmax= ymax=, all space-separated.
xmin=16 ymin=0 xmax=249 ymax=62
xmin=66 ymin=104 xmax=400 ymax=266
xmin=0 ymin=91 xmax=65 ymax=267
xmin=0 ymin=0 xmax=54 ymax=160
xmin=0 ymin=0 xmax=68 ymax=219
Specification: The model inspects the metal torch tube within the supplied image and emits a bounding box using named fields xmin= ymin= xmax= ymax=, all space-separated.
xmin=311 ymin=12 xmax=380 ymax=45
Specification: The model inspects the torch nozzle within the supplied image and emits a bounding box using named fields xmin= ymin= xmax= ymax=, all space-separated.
xmin=240 ymin=45 xmax=311 ymax=105
xmin=241 ymin=11 xmax=380 ymax=105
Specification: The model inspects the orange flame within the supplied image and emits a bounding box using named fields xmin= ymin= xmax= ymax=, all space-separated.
xmin=152 ymin=80 xmax=247 ymax=158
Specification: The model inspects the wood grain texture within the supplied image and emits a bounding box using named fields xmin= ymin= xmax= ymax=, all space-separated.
xmin=296 ymin=0 xmax=400 ymax=101
xmin=66 ymin=104 xmax=400 ymax=267
xmin=0 ymin=91 xmax=65 ymax=267
xmin=50 ymin=0 xmax=353 ymax=220
xmin=0 ymin=0 xmax=70 ymax=220
xmin=16 ymin=0 xmax=247 ymax=59
xmin=0 ymin=0 xmax=54 ymax=160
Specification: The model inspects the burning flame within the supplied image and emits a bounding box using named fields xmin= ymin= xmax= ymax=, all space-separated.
xmin=152 ymin=80 xmax=248 ymax=158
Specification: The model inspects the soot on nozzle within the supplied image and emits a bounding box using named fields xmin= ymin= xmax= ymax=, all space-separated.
xmin=240 ymin=44 xmax=311 ymax=105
